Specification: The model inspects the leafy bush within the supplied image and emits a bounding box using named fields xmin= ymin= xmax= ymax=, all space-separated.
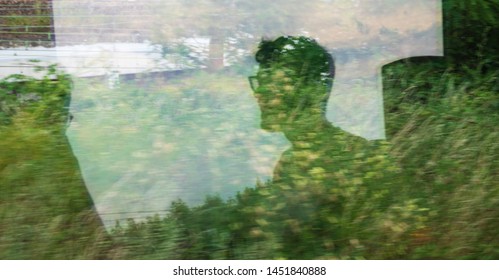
xmin=0 ymin=68 xmax=110 ymax=259
xmin=443 ymin=0 xmax=499 ymax=69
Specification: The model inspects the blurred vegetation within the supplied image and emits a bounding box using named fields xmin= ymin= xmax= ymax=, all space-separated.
xmin=1 ymin=1 xmax=498 ymax=259
xmin=382 ymin=58 xmax=499 ymax=259
xmin=0 ymin=67 xmax=110 ymax=259
xmin=107 ymin=53 xmax=498 ymax=260
xmin=442 ymin=0 xmax=499 ymax=70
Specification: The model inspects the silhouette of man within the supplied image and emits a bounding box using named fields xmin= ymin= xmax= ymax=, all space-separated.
xmin=250 ymin=36 xmax=382 ymax=186
xmin=247 ymin=36 xmax=397 ymax=258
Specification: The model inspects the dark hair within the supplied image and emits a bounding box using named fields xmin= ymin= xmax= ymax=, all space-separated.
xmin=255 ymin=36 xmax=334 ymax=86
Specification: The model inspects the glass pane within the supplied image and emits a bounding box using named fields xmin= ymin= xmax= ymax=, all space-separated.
xmin=50 ymin=0 xmax=444 ymax=228
xmin=2 ymin=0 xmax=497 ymax=260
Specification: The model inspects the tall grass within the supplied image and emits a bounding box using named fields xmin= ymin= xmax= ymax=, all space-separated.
xmin=1 ymin=59 xmax=497 ymax=259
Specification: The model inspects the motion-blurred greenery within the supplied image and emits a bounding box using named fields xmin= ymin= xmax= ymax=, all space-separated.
xmin=0 ymin=67 xmax=110 ymax=259
xmin=106 ymin=60 xmax=498 ymax=259
xmin=1 ymin=0 xmax=498 ymax=259
xmin=4 ymin=63 xmax=495 ymax=259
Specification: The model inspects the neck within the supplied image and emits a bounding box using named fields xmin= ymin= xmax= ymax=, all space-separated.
xmin=281 ymin=111 xmax=333 ymax=145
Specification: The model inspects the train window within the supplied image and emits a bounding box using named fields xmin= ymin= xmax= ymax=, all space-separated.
xmin=1 ymin=0 xmax=497 ymax=260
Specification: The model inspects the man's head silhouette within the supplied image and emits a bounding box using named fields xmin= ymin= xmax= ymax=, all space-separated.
xmin=250 ymin=36 xmax=334 ymax=132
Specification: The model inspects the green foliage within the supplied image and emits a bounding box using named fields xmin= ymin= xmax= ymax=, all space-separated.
xmin=1 ymin=58 xmax=497 ymax=260
xmin=0 ymin=65 xmax=72 ymax=127
xmin=110 ymin=197 xmax=238 ymax=259
xmin=0 ymin=68 xmax=110 ymax=259
xmin=1 ymin=1 xmax=498 ymax=260
xmin=103 ymin=60 xmax=497 ymax=260
xmin=383 ymin=58 xmax=499 ymax=259
xmin=109 ymin=216 xmax=181 ymax=259
xmin=443 ymin=0 xmax=499 ymax=69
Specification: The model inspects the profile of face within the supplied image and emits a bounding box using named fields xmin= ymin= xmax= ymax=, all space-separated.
xmin=251 ymin=66 xmax=297 ymax=131
xmin=249 ymin=36 xmax=334 ymax=132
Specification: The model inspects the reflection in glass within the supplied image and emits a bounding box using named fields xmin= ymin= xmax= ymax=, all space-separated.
xmin=0 ymin=69 xmax=108 ymax=258
xmin=0 ymin=0 xmax=442 ymax=229
xmin=1 ymin=0 xmax=497 ymax=260
xmin=243 ymin=36 xmax=399 ymax=258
